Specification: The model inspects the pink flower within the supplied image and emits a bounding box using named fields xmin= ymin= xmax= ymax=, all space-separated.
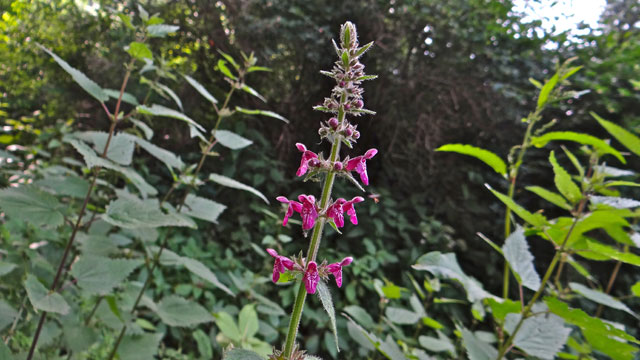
xmin=326 ymin=197 xmax=364 ymax=227
xmin=346 ymin=148 xmax=378 ymax=185
xmin=266 ymin=248 xmax=295 ymax=283
xmin=296 ymin=143 xmax=318 ymax=177
xmin=298 ymin=194 xmax=318 ymax=230
xmin=276 ymin=196 xmax=302 ymax=226
xmin=326 ymin=257 xmax=353 ymax=287
xmin=303 ymin=261 xmax=319 ymax=294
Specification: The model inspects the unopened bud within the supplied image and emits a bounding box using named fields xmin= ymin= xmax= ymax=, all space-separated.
xmin=328 ymin=117 xmax=339 ymax=129
xmin=344 ymin=103 xmax=351 ymax=110
xmin=354 ymin=100 xmax=364 ymax=108
xmin=334 ymin=162 xmax=343 ymax=171
xmin=339 ymin=81 xmax=345 ymax=87
xmin=353 ymin=131 xmax=360 ymax=139
xmin=345 ymin=127 xmax=353 ymax=137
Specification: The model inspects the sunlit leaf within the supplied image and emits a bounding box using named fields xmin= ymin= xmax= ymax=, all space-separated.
xmin=502 ymin=226 xmax=541 ymax=291
xmin=549 ymin=151 xmax=582 ymax=204
xmin=436 ymin=144 xmax=506 ymax=176
xmin=235 ymin=106 xmax=289 ymax=123
xmin=147 ymin=24 xmax=179 ymax=37
xmin=214 ymin=130 xmax=253 ymax=150
xmin=184 ymin=75 xmax=218 ymax=104
xmin=593 ymin=112 xmax=640 ymax=158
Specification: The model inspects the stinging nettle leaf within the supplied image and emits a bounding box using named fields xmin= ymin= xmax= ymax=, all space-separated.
xmin=317 ymin=281 xmax=340 ymax=353
xmin=184 ymin=75 xmax=218 ymax=104
xmin=179 ymin=256 xmax=234 ymax=296
xmin=531 ymin=131 xmax=625 ymax=163
xmin=235 ymin=106 xmax=289 ymax=123
xmin=146 ymin=24 xmax=179 ymax=37
xmin=502 ymin=226 xmax=541 ymax=291
xmin=590 ymin=195 xmax=640 ymax=209
xmin=569 ymin=282 xmax=637 ymax=318
xmin=209 ymin=173 xmax=269 ymax=204
xmin=526 ymin=186 xmax=572 ymax=210
xmin=118 ymin=332 xmax=164 ymax=360
xmin=537 ymin=72 xmax=558 ymax=109
xmin=223 ymin=349 xmax=264 ymax=360
xmin=156 ymin=295 xmax=214 ymax=327
xmin=240 ymin=84 xmax=267 ymax=102
xmin=38 ymin=44 xmax=109 ymax=102
xmin=436 ymin=144 xmax=507 ymax=176
xmin=504 ymin=304 xmax=571 ymax=359
xmin=104 ymin=89 xmax=139 ymax=106
xmin=137 ymin=104 xmax=205 ymax=132
xmin=214 ymin=130 xmax=253 ymax=150
xmin=25 ymin=274 xmax=70 ymax=315
xmin=127 ymin=41 xmax=153 ymax=60
xmin=238 ymin=304 xmax=259 ymax=340
xmin=133 ymin=135 xmax=184 ymax=170
xmin=156 ymin=82 xmax=183 ymax=111
xmin=486 ymin=184 xmax=548 ymax=228
xmin=183 ymin=194 xmax=226 ymax=224
xmin=592 ymin=112 xmax=640 ymax=158
xmin=70 ymin=256 xmax=143 ymax=295
xmin=103 ymin=197 xmax=196 ymax=229
xmin=0 ymin=185 xmax=64 ymax=227
xmin=386 ymin=307 xmax=419 ymax=324
xmin=549 ymin=151 xmax=582 ymax=204
xmin=217 ymin=59 xmax=236 ymax=79
xmin=460 ymin=326 xmax=498 ymax=360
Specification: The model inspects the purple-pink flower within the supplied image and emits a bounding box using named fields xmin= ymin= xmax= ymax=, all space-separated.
xmin=326 ymin=196 xmax=364 ymax=227
xmin=298 ymin=194 xmax=318 ymax=230
xmin=266 ymin=248 xmax=295 ymax=283
xmin=276 ymin=196 xmax=302 ymax=226
xmin=326 ymin=257 xmax=353 ymax=287
xmin=303 ymin=261 xmax=319 ymax=294
xmin=296 ymin=143 xmax=318 ymax=177
xmin=346 ymin=148 xmax=378 ymax=185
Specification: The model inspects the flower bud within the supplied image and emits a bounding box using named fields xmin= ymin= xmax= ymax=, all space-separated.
xmin=354 ymin=100 xmax=364 ymax=108
xmin=333 ymin=162 xmax=343 ymax=171
xmin=344 ymin=127 xmax=353 ymax=137
xmin=308 ymin=158 xmax=320 ymax=167
xmin=328 ymin=117 xmax=339 ymax=129
xmin=339 ymin=81 xmax=345 ymax=87
xmin=344 ymin=103 xmax=351 ymax=110
xmin=353 ymin=131 xmax=360 ymax=139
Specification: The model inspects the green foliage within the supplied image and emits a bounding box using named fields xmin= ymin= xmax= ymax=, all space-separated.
xmin=436 ymin=144 xmax=507 ymax=176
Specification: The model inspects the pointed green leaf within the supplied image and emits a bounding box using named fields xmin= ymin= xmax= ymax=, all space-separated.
xmin=486 ymin=185 xmax=548 ymax=227
xmin=531 ymin=131 xmax=625 ymax=163
xmin=70 ymin=256 xmax=143 ymax=295
xmin=247 ymin=66 xmax=271 ymax=73
xmin=183 ymin=194 xmax=226 ymax=224
xmin=238 ymin=304 xmax=259 ymax=340
xmin=317 ymin=281 xmax=339 ymax=352
xmin=133 ymin=135 xmax=184 ymax=169
xmin=550 ymin=151 xmax=582 ymax=204
xmin=241 ymin=84 xmax=266 ymax=102
xmin=526 ymin=186 xmax=572 ymax=210
xmin=0 ymin=300 xmax=18 ymax=332
xmin=127 ymin=41 xmax=153 ymax=60
xmin=104 ymin=89 xmax=139 ymax=106
xmin=460 ymin=326 xmax=498 ymax=360
xmin=0 ymin=262 xmax=16 ymax=277
xmin=569 ymin=282 xmax=637 ymax=318
xmin=217 ymin=50 xmax=240 ymax=70
xmin=214 ymin=130 xmax=253 ymax=150
xmin=137 ymin=104 xmax=205 ymax=132
xmin=146 ymin=24 xmax=179 ymax=37
xmin=343 ymin=305 xmax=375 ymax=329
xmin=103 ymin=197 xmax=196 ymax=229
xmin=0 ymin=185 xmax=64 ymax=227
xmin=74 ymin=131 xmax=136 ymax=166
xmin=437 ymin=144 xmax=506 ymax=175
xmin=179 ymin=256 xmax=234 ymax=296
xmin=419 ymin=332 xmax=455 ymax=354
xmin=592 ymin=112 xmax=640 ymax=157
xmin=504 ymin=304 xmax=571 ymax=359
xmin=214 ymin=312 xmax=242 ymax=343
xmin=502 ymin=227 xmax=541 ymax=291
xmin=183 ymin=75 xmax=218 ymax=104
xmin=217 ymin=59 xmax=236 ymax=79
xmin=386 ymin=307 xmax=419 ymax=324
xmin=537 ymin=73 xmax=558 ymax=108
xmin=209 ymin=173 xmax=269 ymax=204
xmin=632 ymin=282 xmax=640 ymax=297
xmin=118 ymin=333 xmax=164 ymax=360
xmin=38 ymin=44 xmax=108 ymax=102
xmin=156 ymin=295 xmax=214 ymax=327
xmin=130 ymin=118 xmax=154 ymax=140
xmin=235 ymin=106 xmax=289 ymax=123
xmin=156 ymin=82 xmax=183 ymax=111
xmin=25 ymin=274 xmax=70 ymax=315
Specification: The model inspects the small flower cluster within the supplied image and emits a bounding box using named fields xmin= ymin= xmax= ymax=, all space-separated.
xmin=267 ymin=249 xmax=352 ymax=294
xmin=266 ymin=22 xmax=377 ymax=298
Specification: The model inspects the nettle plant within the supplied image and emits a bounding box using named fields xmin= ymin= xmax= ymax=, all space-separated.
xmin=0 ymin=4 xmax=287 ymax=359
xmin=341 ymin=60 xmax=640 ymax=360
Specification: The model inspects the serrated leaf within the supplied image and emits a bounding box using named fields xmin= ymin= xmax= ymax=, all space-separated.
xmin=238 ymin=304 xmax=259 ymax=340
xmin=127 ymin=41 xmax=153 ymax=60
xmin=385 ymin=307 xmax=419 ymax=324
xmin=38 ymin=44 xmax=108 ymax=102
xmin=214 ymin=130 xmax=253 ymax=150
xmin=118 ymin=333 xmax=164 ymax=360
xmin=502 ymin=226 xmax=541 ymax=291
xmin=413 ymin=252 xmax=493 ymax=302
xmin=133 ymin=135 xmax=184 ymax=169
xmin=531 ymin=131 xmax=625 ymax=163
xmin=460 ymin=326 xmax=498 ymax=360
xmin=593 ymin=112 xmax=640 ymax=158
xmin=0 ymin=300 xmax=18 ymax=332
xmin=217 ymin=59 xmax=236 ymax=79
xmin=209 ymin=173 xmax=269 ymax=204
xmin=486 ymin=185 xmax=548 ymax=228
xmin=184 ymin=75 xmax=218 ymax=104
xmin=436 ymin=144 xmax=506 ymax=175
xmin=569 ymin=282 xmax=637 ymax=318
xmin=103 ymin=197 xmax=196 ymax=229
xmin=70 ymin=256 xmax=143 ymax=295
xmin=25 ymin=274 xmax=70 ymax=315
xmin=240 ymin=84 xmax=266 ymax=102
xmin=223 ymin=349 xmax=264 ymax=360
xmin=179 ymin=256 xmax=234 ymax=295
xmin=526 ymin=186 xmax=572 ymax=210
xmin=235 ymin=106 xmax=289 ymax=123
xmin=36 ymin=175 xmax=90 ymax=198
xmin=156 ymin=295 xmax=214 ymax=327
xmin=156 ymin=82 xmax=183 ymax=111
xmin=578 ymin=239 xmax=640 ymax=266
xmin=590 ymin=196 xmax=640 ymax=209
xmin=504 ymin=304 xmax=571 ymax=360
xmin=317 ymin=281 xmax=339 ymax=352
xmin=61 ymin=317 xmax=97 ymax=353
xmin=146 ymin=24 xmax=179 ymax=37
xmin=0 ymin=185 xmax=64 ymax=227
xmin=487 ymin=298 xmax=521 ymax=321
xmin=74 ymin=131 xmax=136 ymax=166
xmin=104 ymin=89 xmax=139 ymax=106
xmin=183 ymin=194 xmax=226 ymax=224
xmin=550 ymin=151 xmax=582 ymax=203
xmin=137 ymin=104 xmax=205 ymax=132
xmin=537 ymin=73 xmax=558 ymax=108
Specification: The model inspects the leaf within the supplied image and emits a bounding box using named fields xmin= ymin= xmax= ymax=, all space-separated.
xmin=24 ymin=274 xmax=70 ymax=315
xmin=118 ymin=333 xmax=164 ymax=360
xmin=412 ymin=251 xmax=493 ymax=302
xmin=179 ymin=256 xmax=234 ymax=296
xmin=590 ymin=196 xmax=640 ymax=209
xmin=569 ymin=282 xmax=637 ymax=318
xmin=486 ymin=184 xmax=548 ymax=227
xmin=531 ymin=131 xmax=625 ymax=163
xmin=183 ymin=194 xmax=226 ymax=224
xmin=632 ymin=282 xmax=640 ymax=297
xmin=184 ymin=75 xmax=218 ymax=104
xmin=504 ymin=304 xmax=571 ymax=359
xmin=38 ymin=44 xmax=108 ymax=102
xmin=214 ymin=130 xmax=253 ymax=150
xmin=592 ymin=112 xmax=640 ymax=158
xmin=344 ymin=314 xmax=408 ymax=360
xmin=460 ymin=326 xmax=498 ymax=360
xmin=0 ymin=300 xmax=18 ymax=332
xmin=74 ymin=131 xmax=136 ymax=166
xmin=215 ymin=312 xmax=242 ymax=343
xmin=36 ymin=175 xmax=90 ymax=198
xmin=502 ymin=226 xmax=541 ymax=291
xmin=238 ymin=304 xmax=259 ymax=340
xmin=419 ymin=332 xmax=455 ymax=353
xmin=146 ymin=24 xmax=179 ymax=37
xmin=156 ymin=295 xmax=214 ymax=327
xmin=385 ymin=307 xmax=419 ymax=324
xmin=487 ymin=298 xmax=521 ymax=321
xmin=209 ymin=173 xmax=269 ymax=204
xmin=579 ymin=239 xmax=640 ymax=266
xmin=127 ymin=41 xmax=153 ymax=60
xmin=133 ymin=135 xmax=184 ymax=170
xmin=137 ymin=104 xmax=205 ymax=132
xmin=537 ymin=72 xmax=558 ymax=108
xmin=193 ymin=329 xmax=213 ymax=359
xmin=217 ymin=59 xmax=236 ymax=79
xmin=343 ymin=305 xmax=375 ymax=329
xmin=156 ymin=82 xmax=183 ymax=111
xmin=217 ymin=50 xmax=240 ymax=69
xmin=436 ymin=144 xmax=506 ymax=175
xmin=104 ymin=89 xmax=139 ymax=106
xmin=317 ymin=281 xmax=339 ymax=353
xmin=235 ymin=106 xmax=289 ymax=123
xmin=0 ymin=185 xmax=64 ymax=227
xmin=241 ymin=84 xmax=266 ymax=102
xmin=0 ymin=262 xmax=16 ymax=277
xmin=223 ymin=349 xmax=264 ymax=360
xmin=70 ymin=256 xmax=143 ymax=295
xmin=247 ymin=66 xmax=271 ymax=73
xmin=103 ymin=197 xmax=196 ymax=229
xmin=526 ymin=186 xmax=572 ymax=210
xmin=550 ymin=151 xmax=582 ymax=204
xmin=130 ymin=118 xmax=154 ymax=140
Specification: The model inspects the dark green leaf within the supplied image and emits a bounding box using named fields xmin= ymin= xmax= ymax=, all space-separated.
xmin=209 ymin=173 xmax=269 ymax=204
xmin=156 ymin=295 xmax=214 ymax=327
xmin=25 ymin=274 xmax=70 ymax=315
xmin=103 ymin=197 xmax=196 ymax=229
xmin=70 ymin=256 xmax=143 ymax=295
xmin=0 ymin=185 xmax=64 ymax=227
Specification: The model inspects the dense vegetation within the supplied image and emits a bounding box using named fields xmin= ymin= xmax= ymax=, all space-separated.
xmin=0 ymin=0 xmax=639 ymax=359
